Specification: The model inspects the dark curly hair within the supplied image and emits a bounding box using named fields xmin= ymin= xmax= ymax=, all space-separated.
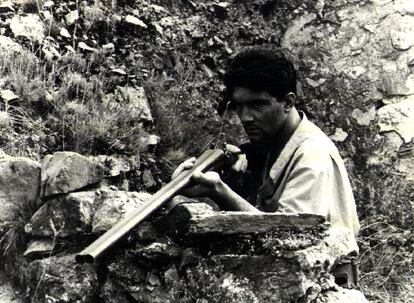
xmin=222 ymin=46 xmax=297 ymax=109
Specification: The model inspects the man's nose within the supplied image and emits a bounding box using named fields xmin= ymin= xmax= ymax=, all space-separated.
xmin=239 ymin=107 xmax=254 ymax=122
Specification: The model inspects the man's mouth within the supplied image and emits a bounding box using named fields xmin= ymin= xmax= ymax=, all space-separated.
xmin=244 ymin=126 xmax=261 ymax=136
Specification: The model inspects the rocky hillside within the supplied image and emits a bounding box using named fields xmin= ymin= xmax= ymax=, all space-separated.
xmin=0 ymin=0 xmax=413 ymax=302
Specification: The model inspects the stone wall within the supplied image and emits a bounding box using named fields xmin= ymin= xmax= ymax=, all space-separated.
xmin=275 ymin=0 xmax=414 ymax=225
xmin=0 ymin=151 xmax=367 ymax=302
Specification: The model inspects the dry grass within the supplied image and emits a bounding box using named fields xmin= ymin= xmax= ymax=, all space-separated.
xmin=0 ymin=46 xmax=146 ymax=156
xmin=358 ymin=218 xmax=414 ymax=303
xmin=0 ymin=202 xmax=37 ymax=270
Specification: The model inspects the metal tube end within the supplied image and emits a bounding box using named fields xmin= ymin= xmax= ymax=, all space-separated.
xmin=75 ymin=253 xmax=95 ymax=264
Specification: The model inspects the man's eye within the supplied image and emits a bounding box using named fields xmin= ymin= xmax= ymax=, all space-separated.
xmin=251 ymin=103 xmax=264 ymax=109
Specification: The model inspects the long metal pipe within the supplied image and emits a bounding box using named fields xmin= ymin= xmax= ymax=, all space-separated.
xmin=75 ymin=149 xmax=226 ymax=264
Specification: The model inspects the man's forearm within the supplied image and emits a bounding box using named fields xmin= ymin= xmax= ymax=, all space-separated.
xmin=213 ymin=181 xmax=260 ymax=212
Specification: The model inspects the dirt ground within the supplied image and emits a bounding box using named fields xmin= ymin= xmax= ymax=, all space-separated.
xmin=0 ymin=271 xmax=23 ymax=303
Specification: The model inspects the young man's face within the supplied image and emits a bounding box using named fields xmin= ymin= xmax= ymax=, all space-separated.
xmin=231 ymin=86 xmax=289 ymax=143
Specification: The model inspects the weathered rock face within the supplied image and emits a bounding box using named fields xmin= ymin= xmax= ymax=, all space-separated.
xmin=114 ymin=86 xmax=153 ymax=122
xmin=268 ymin=0 xmax=414 ymax=231
xmin=24 ymin=189 xmax=153 ymax=238
xmin=377 ymin=96 xmax=414 ymax=144
xmin=315 ymin=288 xmax=369 ymax=303
xmin=41 ymin=152 xmax=104 ymax=197
xmin=24 ymin=255 xmax=98 ymax=303
xmin=0 ymin=154 xmax=40 ymax=221
xmin=92 ymin=189 xmax=152 ymax=234
xmin=25 ymin=191 xmax=98 ymax=238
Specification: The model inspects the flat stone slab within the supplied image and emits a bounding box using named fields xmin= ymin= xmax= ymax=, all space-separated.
xmin=186 ymin=211 xmax=327 ymax=236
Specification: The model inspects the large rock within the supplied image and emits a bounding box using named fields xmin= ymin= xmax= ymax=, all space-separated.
xmin=92 ymin=189 xmax=152 ymax=234
xmin=41 ymin=152 xmax=104 ymax=197
xmin=8 ymin=14 xmax=46 ymax=42
xmin=25 ymin=191 xmax=97 ymax=238
xmin=0 ymin=154 xmax=40 ymax=222
xmin=89 ymin=154 xmax=140 ymax=178
xmin=281 ymin=0 xmax=414 ymax=103
xmin=315 ymin=288 xmax=369 ymax=303
xmin=24 ymin=255 xmax=98 ymax=303
xmin=186 ymin=210 xmax=327 ymax=236
xmin=115 ymin=86 xmax=153 ymax=122
xmin=377 ymin=96 xmax=414 ymax=143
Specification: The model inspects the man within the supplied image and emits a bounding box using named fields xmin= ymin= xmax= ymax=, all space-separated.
xmin=173 ymin=46 xmax=360 ymax=239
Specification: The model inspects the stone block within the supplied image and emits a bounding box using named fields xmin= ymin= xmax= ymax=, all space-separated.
xmin=0 ymin=154 xmax=41 ymax=222
xmin=186 ymin=211 xmax=326 ymax=237
xmin=114 ymin=86 xmax=153 ymax=122
xmin=41 ymin=152 xmax=104 ymax=197
xmin=377 ymin=96 xmax=414 ymax=143
xmin=283 ymin=227 xmax=360 ymax=270
xmin=24 ymin=255 xmax=98 ymax=303
xmin=25 ymin=191 xmax=97 ymax=238
xmin=315 ymin=288 xmax=369 ymax=303
xmin=92 ymin=190 xmax=152 ymax=234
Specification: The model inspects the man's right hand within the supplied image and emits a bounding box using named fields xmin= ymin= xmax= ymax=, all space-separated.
xmin=225 ymin=144 xmax=248 ymax=175
xmin=170 ymin=147 xmax=258 ymax=213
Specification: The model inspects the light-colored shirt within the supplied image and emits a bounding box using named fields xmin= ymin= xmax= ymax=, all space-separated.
xmin=257 ymin=114 xmax=360 ymax=237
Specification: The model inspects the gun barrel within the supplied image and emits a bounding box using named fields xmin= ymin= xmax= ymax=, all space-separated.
xmin=75 ymin=149 xmax=226 ymax=264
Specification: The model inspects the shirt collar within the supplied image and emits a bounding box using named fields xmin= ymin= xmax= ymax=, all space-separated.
xmin=268 ymin=112 xmax=321 ymax=181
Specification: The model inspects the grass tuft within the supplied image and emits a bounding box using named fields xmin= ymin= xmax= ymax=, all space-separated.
xmin=358 ymin=218 xmax=414 ymax=303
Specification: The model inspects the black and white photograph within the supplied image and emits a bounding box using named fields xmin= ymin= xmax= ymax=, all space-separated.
xmin=0 ymin=0 xmax=413 ymax=302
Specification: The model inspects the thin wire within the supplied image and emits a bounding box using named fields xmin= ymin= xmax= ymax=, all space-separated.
xmin=213 ymin=99 xmax=232 ymax=149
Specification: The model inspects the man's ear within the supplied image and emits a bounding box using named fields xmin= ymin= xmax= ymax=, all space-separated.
xmin=283 ymin=92 xmax=296 ymax=112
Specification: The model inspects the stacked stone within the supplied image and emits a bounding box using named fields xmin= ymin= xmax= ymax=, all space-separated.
xmin=99 ymin=201 xmax=367 ymax=303
xmin=0 ymin=151 xmax=153 ymax=301
xmin=1 ymin=151 xmax=368 ymax=302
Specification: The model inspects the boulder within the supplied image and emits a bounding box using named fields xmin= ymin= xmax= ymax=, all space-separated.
xmin=24 ymin=255 xmax=98 ymax=303
xmin=89 ymin=154 xmax=140 ymax=178
xmin=115 ymin=86 xmax=153 ymax=122
xmin=315 ymin=288 xmax=369 ymax=303
xmin=25 ymin=191 xmax=97 ymax=238
xmin=9 ymin=14 xmax=46 ymax=42
xmin=377 ymin=96 xmax=414 ymax=143
xmin=0 ymin=154 xmax=40 ymax=222
xmin=92 ymin=189 xmax=152 ymax=234
xmin=41 ymin=152 xmax=104 ymax=197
